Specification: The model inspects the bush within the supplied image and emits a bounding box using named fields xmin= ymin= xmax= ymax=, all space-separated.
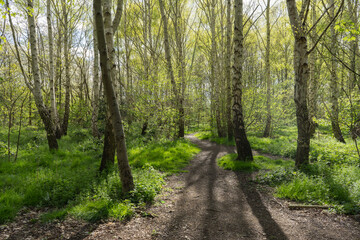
xmin=129 ymin=165 xmax=164 ymax=203
xmin=276 ymin=173 xmax=330 ymax=204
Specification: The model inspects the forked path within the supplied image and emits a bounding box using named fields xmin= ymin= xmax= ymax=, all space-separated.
xmin=85 ymin=134 xmax=360 ymax=240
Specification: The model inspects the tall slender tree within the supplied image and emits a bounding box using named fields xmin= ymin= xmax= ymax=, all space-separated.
xmin=286 ymin=0 xmax=344 ymax=167
xmin=286 ymin=0 xmax=313 ymax=167
xmin=309 ymin=0 xmax=318 ymax=137
xmin=99 ymin=0 xmax=124 ymax=172
xmin=226 ymin=0 xmax=233 ymax=140
xmin=158 ymin=0 xmax=184 ymax=138
xmin=233 ymin=0 xmax=253 ymax=161
xmin=329 ymin=0 xmax=346 ymax=143
xmin=263 ymin=0 xmax=272 ymax=137
xmin=47 ymin=0 xmax=61 ymax=139
xmin=94 ymin=0 xmax=134 ymax=193
xmin=26 ymin=0 xmax=58 ymax=150
xmin=91 ymin=12 xmax=101 ymax=139
xmin=173 ymin=0 xmax=186 ymax=138
xmin=61 ymin=0 xmax=71 ymax=136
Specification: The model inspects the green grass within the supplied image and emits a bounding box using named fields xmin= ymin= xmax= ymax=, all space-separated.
xmin=217 ymin=154 xmax=294 ymax=172
xmin=196 ymin=126 xmax=360 ymax=165
xmin=128 ymin=139 xmax=200 ymax=174
xmin=40 ymin=209 xmax=68 ymax=223
xmin=270 ymin=163 xmax=360 ymax=213
xmin=217 ymin=154 xmax=260 ymax=172
xmin=195 ymin=131 xmax=235 ymax=146
xmin=0 ymin=127 xmax=200 ymax=224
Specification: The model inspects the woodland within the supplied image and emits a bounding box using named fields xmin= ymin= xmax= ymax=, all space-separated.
xmin=0 ymin=0 xmax=360 ymax=238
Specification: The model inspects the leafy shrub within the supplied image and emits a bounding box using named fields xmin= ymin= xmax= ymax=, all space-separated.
xmin=129 ymin=165 xmax=164 ymax=203
xmin=276 ymin=173 xmax=330 ymax=204
xmin=256 ymin=168 xmax=296 ymax=186
xmin=109 ymin=201 xmax=134 ymax=220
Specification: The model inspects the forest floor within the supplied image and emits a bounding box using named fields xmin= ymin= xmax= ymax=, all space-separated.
xmin=1 ymin=134 xmax=360 ymax=240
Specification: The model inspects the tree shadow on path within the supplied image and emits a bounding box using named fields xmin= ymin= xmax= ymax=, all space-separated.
xmin=160 ymin=135 xmax=288 ymax=239
xmin=236 ymin=172 xmax=288 ymax=240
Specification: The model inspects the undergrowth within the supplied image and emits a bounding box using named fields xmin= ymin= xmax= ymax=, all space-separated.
xmin=0 ymin=127 xmax=199 ymax=224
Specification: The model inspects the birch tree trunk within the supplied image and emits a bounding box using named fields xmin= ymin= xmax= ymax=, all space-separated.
xmin=329 ymin=0 xmax=346 ymax=143
xmin=173 ymin=0 xmax=186 ymax=138
xmin=226 ymin=0 xmax=233 ymax=140
xmin=124 ymin=1 xmax=132 ymax=125
xmin=61 ymin=0 xmax=71 ymax=136
xmin=47 ymin=0 xmax=61 ymax=139
xmin=100 ymin=0 xmax=116 ymax=171
xmin=309 ymin=0 xmax=318 ymax=137
xmin=92 ymin=14 xmax=101 ymax=139
xmin=55 ymin=17 xmax=62 ymax=115
xmin=210 ymin=0 xmax=224 ymax=137
xmin=27 ymin=0 xmax=58 ymax=150
xmin=233 ymin=0 xmax=253 ymax=161
xmin=158 ymin=0 xmax=183 ymax=138
xmin=94 ymin=0 xmax=134 ymax=193
xmin=263 ymin=0 xmax=272 ymax=137
xmin=140 ymin=0 xmax=150 ymax=136
xmin=100 ymin=0 xmax=124 ymax=172
xmin=286 ymin=0 xmax=311 ymax=167
xmin=348 ymin=0 xmax=359 ymax=91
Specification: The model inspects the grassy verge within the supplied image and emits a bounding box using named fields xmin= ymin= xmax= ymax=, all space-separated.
xmin=0 ymin=127 xmax=200 ymax=224
xmin=256 ymin=163 xmax=360 ymax=214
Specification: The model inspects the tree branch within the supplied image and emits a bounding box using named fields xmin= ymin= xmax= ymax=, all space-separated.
xmin=307 ymin=0 xmax=344 ymax=54
xmin=112 ymin=0 xmax=124 ymax=33
xmin=6 ymin=0 xmax=34 ymax=93
xmin=306 ymin=2 xmax=335 ymax=35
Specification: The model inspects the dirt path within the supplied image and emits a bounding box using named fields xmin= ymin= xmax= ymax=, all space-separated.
xmin=85 ymin=134 xmax=360 ymax=240
xmin=1 ymin=135 xmax=360 ymax=239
